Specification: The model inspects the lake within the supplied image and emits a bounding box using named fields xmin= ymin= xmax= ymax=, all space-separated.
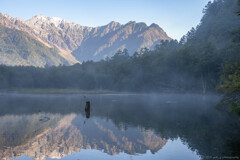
xmin=0 ymin=93 xmax=240 ymax=160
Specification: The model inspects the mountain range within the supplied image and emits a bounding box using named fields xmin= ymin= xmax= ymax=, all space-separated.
xmin=0 ymin=13 xmax=171 ymax=67
xmin=0 ymin=113 xmax=167 ymax=160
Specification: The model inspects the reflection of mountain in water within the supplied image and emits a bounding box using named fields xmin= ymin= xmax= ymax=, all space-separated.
xmin=72 ymin=115 xmax=167 ymax=155
xmin=0 ymin=94 xmax=240 ymax=160
xmin=0 ymin=113 xmax=167 ymax=160
xmin=0 ymin=114 xmax=61 ymax=149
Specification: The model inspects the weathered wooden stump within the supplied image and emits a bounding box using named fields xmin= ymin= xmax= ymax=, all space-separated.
xmin=85 ymin=110 xmax=90 ymax=119
xmin=85 ymin=101 xmax=90 ymax=118
xmin=85 ymin=101 xmax=90 ymax=111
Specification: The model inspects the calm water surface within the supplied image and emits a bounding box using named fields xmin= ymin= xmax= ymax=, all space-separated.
xmin=0 ymin=93 xmax=240 ymax=160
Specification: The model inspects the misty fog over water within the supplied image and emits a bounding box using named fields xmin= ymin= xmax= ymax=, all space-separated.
xmin=0 ymin=0 xmax=240 ymax=159
xmin=0 ymin=93 xmax=239 ymax=160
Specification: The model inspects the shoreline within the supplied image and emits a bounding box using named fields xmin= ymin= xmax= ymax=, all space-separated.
xmin=0 ymin=88 xmax=222 ymax=96
xmin=0 ymin=89 xmax=123 ymax=95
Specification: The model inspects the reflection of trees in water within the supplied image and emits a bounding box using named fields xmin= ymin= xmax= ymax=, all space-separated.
xmin=91 ymin=95 xmax=240 ymax=158
xmin=0 ymin=94 xmax=239 ymax=159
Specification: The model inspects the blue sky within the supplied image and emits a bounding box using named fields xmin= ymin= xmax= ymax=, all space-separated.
xmin=0 ymin=0 xmax=211 ymax=40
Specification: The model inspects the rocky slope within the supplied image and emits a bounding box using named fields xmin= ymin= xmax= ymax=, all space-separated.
xmin=0 ymin=25 xmax=71 ymax=67
xmin=71 ymin=21 xmax=171 ymax=61
xmin=0 ymin=13 xmax=78 ymax=67
xmin=25 ymin=15 xmax=171 ymax=61
xmin=1 ymin=13 xmax=171 ymax=64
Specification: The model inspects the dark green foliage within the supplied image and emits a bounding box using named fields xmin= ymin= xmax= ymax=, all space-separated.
xmin=219 ymin=63 xmax=240 ymax=93
xmin=191 ymin=0 xmax=240 ymax=47
xmin=0 ymin=0 xmax=239 ymax=93
xmin=218 ymin=0 xmax=240 ymax=93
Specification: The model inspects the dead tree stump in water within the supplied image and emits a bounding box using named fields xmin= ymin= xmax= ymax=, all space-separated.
xmin=85 ymin=101 xmax=90 ymax=111
xmin=85 ymin=101 xmax=90 ymax=118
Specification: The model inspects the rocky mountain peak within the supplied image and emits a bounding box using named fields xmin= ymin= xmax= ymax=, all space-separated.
xmin=108 ymin=21 xmax=121 ymax=27
xmin=26 ymin=14 xmax=65 ymax=27
xmin=4 ymin=13 xmax=13 ymax=19
xmin=34 ymin=14 xmax=47 ymax=19
xmin=3 ymin=13 xmax=24 ymax=22
xmin=149 ymin=23 xmax=163 ymax=31
xmin=0 ymin=13 xmax=171 ymax=65
xmin=125 ymin=21 xmax=137 ymax=26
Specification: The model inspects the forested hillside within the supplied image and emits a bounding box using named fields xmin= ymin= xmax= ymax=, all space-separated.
xmin=0 ymin=0 xmax=239 ymax=95
xmin=0 ymin=25 xmax=71 ymax=67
